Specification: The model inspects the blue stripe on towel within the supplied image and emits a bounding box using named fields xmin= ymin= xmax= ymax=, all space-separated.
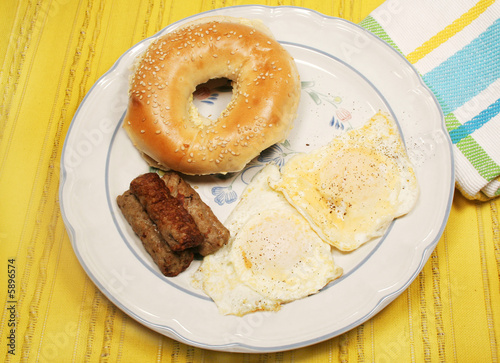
xmin=423 ymin=17 xmax=500 ymax=115
xmin=449 ymin=98 xmax=500 ymax=144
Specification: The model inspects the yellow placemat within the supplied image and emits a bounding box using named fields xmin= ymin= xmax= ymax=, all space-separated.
xmin=1 ymin=0 xmax=499 ymax=362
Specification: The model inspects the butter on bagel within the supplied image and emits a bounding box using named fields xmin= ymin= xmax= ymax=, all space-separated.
xmin=123 ymin=16 xmax=301 ymax=175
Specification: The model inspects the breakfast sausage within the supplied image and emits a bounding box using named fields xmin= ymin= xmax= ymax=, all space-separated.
xmin=116 ymin=190 xmax=193 ymax=276
xmin=129 ymin=173 xmax=203 ymax=251
xmin=162 ymin=171 xmax=230 ymax=256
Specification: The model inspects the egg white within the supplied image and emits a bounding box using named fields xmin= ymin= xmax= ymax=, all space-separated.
xmin=193 ymin=164 xmax=342 ymax=316
xmin=270 ymin=112 xmax=419 ymax=251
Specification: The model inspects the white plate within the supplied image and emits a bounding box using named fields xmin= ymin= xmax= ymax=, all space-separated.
xmin=60 ymin=5 xmax=454 ymax=353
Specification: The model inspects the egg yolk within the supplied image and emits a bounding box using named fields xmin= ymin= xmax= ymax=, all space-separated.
xmin=230 ymin=210 xmax=339 ymax=301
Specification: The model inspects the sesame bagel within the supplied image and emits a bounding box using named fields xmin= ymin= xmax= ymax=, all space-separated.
xmin=123 ymin=16 xmax=301 ymax=175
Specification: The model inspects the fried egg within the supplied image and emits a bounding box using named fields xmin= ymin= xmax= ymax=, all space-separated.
xmin=270 ymin=112 xmax=419 ymax=251
xmin=193 ymin=165 xmax=342 ymax=316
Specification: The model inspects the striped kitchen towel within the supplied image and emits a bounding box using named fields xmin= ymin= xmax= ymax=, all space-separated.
xmin=361 ymin=0 xmax=500 ymax=201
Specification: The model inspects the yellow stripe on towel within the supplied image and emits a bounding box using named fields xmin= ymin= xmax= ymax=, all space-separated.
xmin=406 ymin=0 xmax=495 ymax=64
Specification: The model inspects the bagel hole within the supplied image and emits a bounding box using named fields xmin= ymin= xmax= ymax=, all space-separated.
xmin=193 ymin=78 xmax=234 ymax=121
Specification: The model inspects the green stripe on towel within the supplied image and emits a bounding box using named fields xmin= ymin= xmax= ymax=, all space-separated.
xmin=359 ymin=16 xmax=403 ymax=54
